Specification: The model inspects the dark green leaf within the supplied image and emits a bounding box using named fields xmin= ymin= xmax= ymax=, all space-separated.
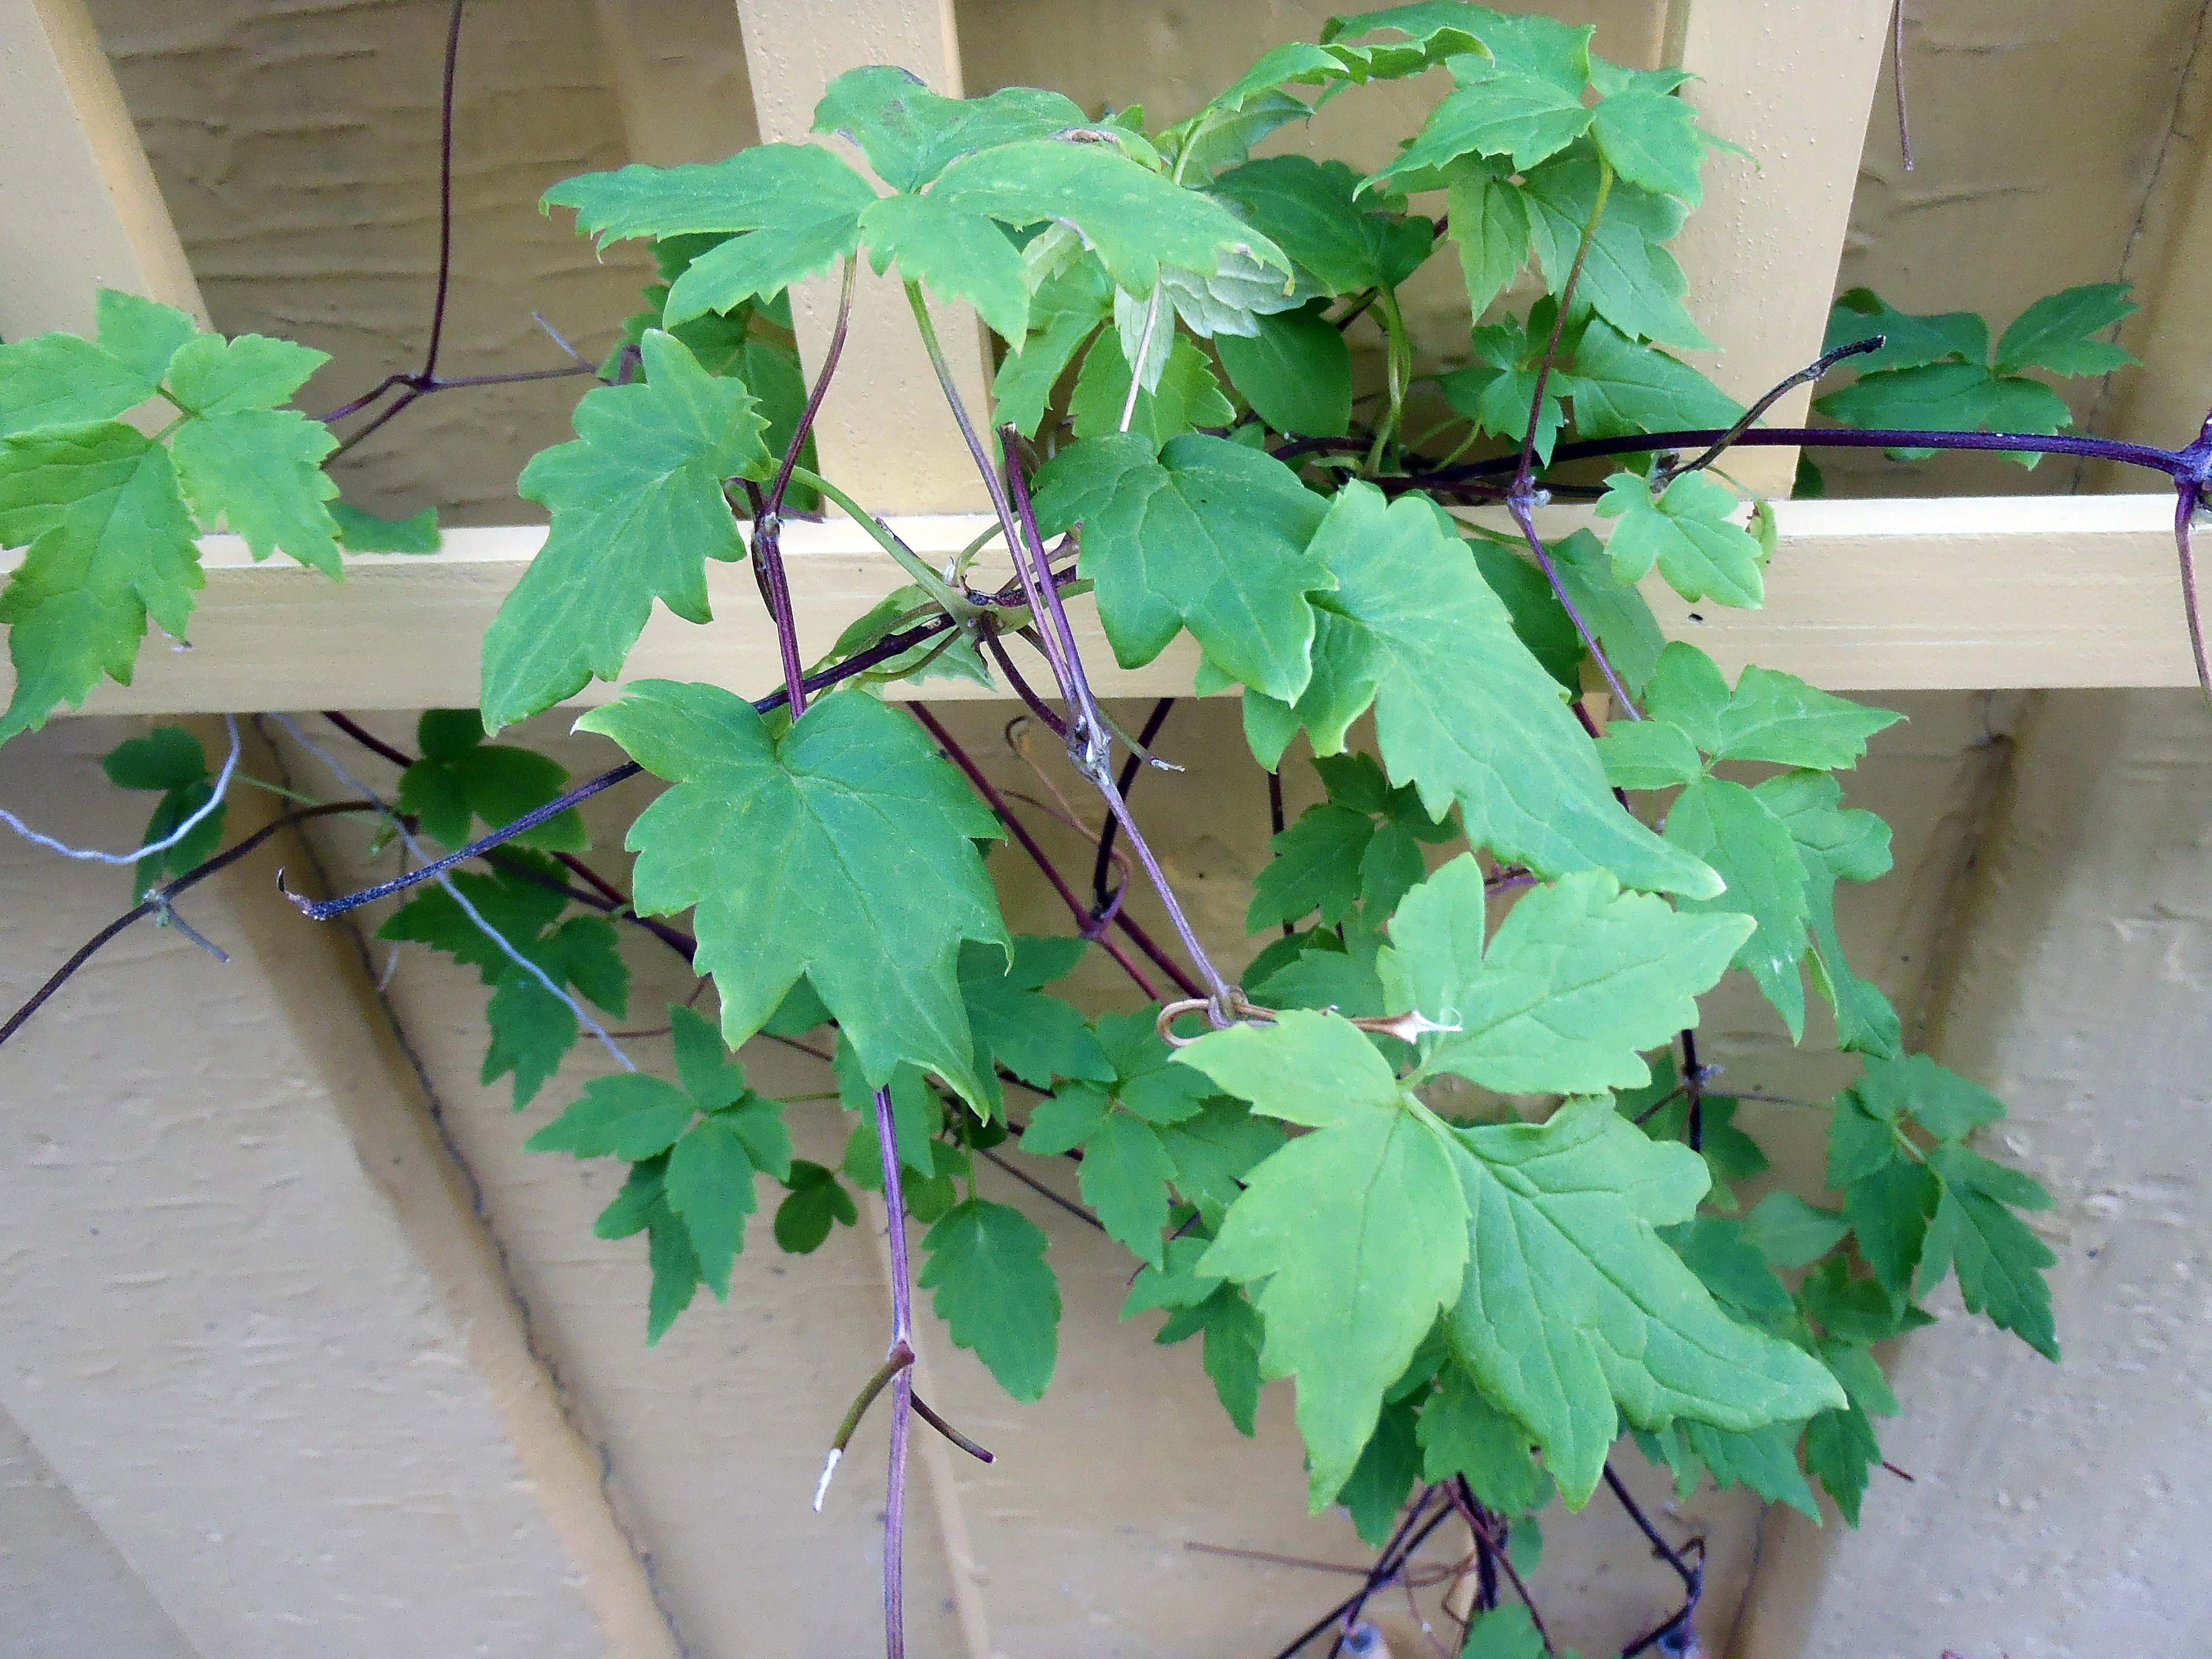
xmin=330 ymin=500 xmax=441 ymax=553
xmin=666 ymin=1115 xmax=760 ymax=1297
xmin=1215 ymin=306 xmax=1353 ymax=437
xmin=774 ymin=1160 xmax=858 ymax=1254
xmin=920 ymin=1198 xmax=1061 ymax=1400
xmin=1339 ymin=1400 xmax=1424 ymax=1546
xmin=527 ymin=1074 xmax=697 ymax=1160
xmin=1993 ymin=282 xmax=2138 ymax=376
xmin=1418 ymin=1365 xmax=1547 ymax=1514
xmin=1077 ymin=1109 xmax=1178 ymax=1267
xmin=1741 ymin=1192 xmax=1849 ymax=1269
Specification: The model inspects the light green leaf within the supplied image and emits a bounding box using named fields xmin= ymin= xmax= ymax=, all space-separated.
xmin=1198 ymin=1068 xmax=1469 ymax=1507
xmin=1593 ymin=719 xmax=1703 ymax=790
xmin=543 ymin=144 xmax=877 ymax=324
xmin=812 ymin=67 xmax=1085 ymax=192
xmin=1175 ymin=1006 xmax=1403 ymax=1128
xmin=920 ymin=1198 xmax=1061 ymax=1400
xmin=1923 ymin=1162 xmax=2060 ymax=1360
xmin=1265 ymin=483 xmax=1721 ymax=898
xmin=1713 ymin=668 xmax=1904 ymax=768
xmin=1030 ymin=432 xmax=1331 ymax=700
xmin=94 ymin=290 xmax=200 ymax=388
xmin=1158 ymin=1100 xmax=1284 ymax=1225
xmin=1215 ymin=306 xmax=1353 ymax=437
xmin=163 ymin=332 xmax=328 ymax=416
xmin=1370 ymin=69 xmax=1592 ymax=187
xmin=1443 ymin=156 xmax=1533 ymax=318
xmin=579 ymin=681 xmax=1008 ymax=1108
xmin=1521 ymin=154 xmax=1710 ymax=350
xmin=0 ymin=331 xmax=155 ymax=437
xmin=1589 ymin=87 xmax=1705 ymax=203
xmin=527 ymin=1074 xmax=697 ymax=1160
xmin=1663 ymin=1214 xmax=1793 ymax=1324
xmin=1855 ymin=1052 xmax=2005 ymax=1142
xmin=860 ymin=192 xmax=1029 ymax=341
xmin=931 ymin=139 xmax=1289 ymax=298
xmin=1384 ymin=856 xmax=1749 ymax=1095
xmin=0 ymin=424 xmax=200 ymax=741
xmin=1596 ymin=469 xmax=1762 ymax=608
xmin=1067 ymin=331 xmax=1235 ymax=447
xmin=1441 ymin=1099 xmax=1845 ymax=1505
xmin=483 ymin=331 xmax=770 ymax=729
xmin=1665 ymin=775 xmax=1811 ymax=1030
xmin=169 ymin=409 xmax=341 ymax=576
xmin=665 ymin=1115 xmax=760 ymax=1298
xmin=1460 ymin=1605 xmax=1546 ymax=1659
xmin=1078 ymin=1110 xmax=1179 ymax=1268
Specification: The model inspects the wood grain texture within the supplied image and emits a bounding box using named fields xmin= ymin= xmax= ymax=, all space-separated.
xmin=2 ymin=495 xmax=2190 ymax=717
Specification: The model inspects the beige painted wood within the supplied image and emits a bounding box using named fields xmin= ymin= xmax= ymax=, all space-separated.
xmin=0 ymin=717 xmax=678 ymax=1659
xmin=0 ymin=495 xmax=2190 ymax=718
xmin=591 ymin=0 xmax=761 ymax=168
xmin=1661 ymin=0 xmax=1894 ymax=496
xmin=732 ymin=0 xmax=995 ymax=512
xmin=0 ymin=0 xmax=207 ymax=339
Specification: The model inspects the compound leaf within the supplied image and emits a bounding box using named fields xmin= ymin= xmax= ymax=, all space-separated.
xmin=1596 ymin=469 xmax=1762 ymax=608
xmin=813 ymin=67 xmax=1084 ymax=193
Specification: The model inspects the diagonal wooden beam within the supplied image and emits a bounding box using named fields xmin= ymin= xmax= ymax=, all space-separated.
xmin=730 ymin=0 xmax=996 ymax=513
xmin=1662 ymin=0 xmax=1895 ymax=496
xmin=0 ymin=0 xmax=207 ymax=340
xmin=3 ymin=495 xmax=2193 ymax=717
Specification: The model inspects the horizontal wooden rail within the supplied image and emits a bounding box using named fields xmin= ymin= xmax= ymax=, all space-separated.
xmin=0 ymin=495 xmax=2191 ymax=717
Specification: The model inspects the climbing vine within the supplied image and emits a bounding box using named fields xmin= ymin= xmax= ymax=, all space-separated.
xmin=4 ymin=4 xmax=2207 ymax=1654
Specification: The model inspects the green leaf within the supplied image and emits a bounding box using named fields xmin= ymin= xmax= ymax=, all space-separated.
xmin=1190 ymin=1046 xmax=1468 ymax=1507
xmin=1459 ymin=1605 xmax=1545 ymax=1659
xmin=1467 ymin=542 xmax=1581 ymax=693
xmin=103 ymin=725 xmax=225 ymax=898
xmin=1823 ymin=288 xmax=1988 ymax=373
xmin=1258 ymin=483 xmax=1720 ymax=898
xmin=1019 ymin=1081 xmax=1112 ymax=1155
xmin=1560 ymin=317 xmax=1741 ymax=439
xmin=1175 ymin=1006 xmax=1404 ymax=1128
xmin=1340 ymin=1399 xmax=1423 ymax=1546
xmin=1663 ymin=1214 xmax=1794 ymax=1325
xmin=671 ymin=1001 xmax=752 ymax=1111
xmin=0 ymin=298 xmax=177 ymax=437
xmin=1158 ymin=1100 xmax=1284 ymax=1225
xmin=1741 ymin=1192 xmax=1849 ymax=1269
xmin=1030 ymin=432 xmax=1332 ymax=700
xmin=1920 ymin=1150 xmax=2059 ymax=1360
xmin=1370 ymin=69 xmax=1592 ymax=187
xmin=1589 ymin=87 xmax=1706 ymax=203
xmin=1993 ymin=282 xmax=2138 ymax=376
xmin=1593 ymin=719 xmax=1703 ymax=790
xmin=931 ymin=139 xmax=1289 ymax=299
xmin=0 ymin=423 xmax=201 ymax=742
xmin=543 ymin=144 xmax=877 ymax=325
xmin=920 ymin=1198 xmax=1061 ymax=1401
xmin=1211 ymin=156 xmax=1421 ymax=297
xmin=1094 ymin=1009 xmax=1217 ymax=1124
xmin=1067 ymin=331 xmax=1235 ymax=447
xmin=1418 ymin=1365 xmax=1547 ymax=1514
xmin=579 ymin=682 xmax=1007 ymax=1109
xmin=774 ymin=1160 xmax=858 ymax=1254
xmin=1075 ymin=1110 xmax=1178 ymax=1267
xmin=1804 ymin=1402 xmax=1883 ymax=1525
xmin=1596 ymin=469 xmax=1762 ymax=608
xmin=1441 ymin=1099 xmax=1845 ymax=1505
xmin=1665 ymin=775 xmax=1812 ymax=1033
xmin=665 ymin=1115 xmax=760 ymax=1298
xmin=645 ymin=1197 xmax=704 ymax=1343
xmin=1521 ymin=154 xmax=1709 ymax=350
xmin=1443 ymin=157 xmax=1533 ymax=319
xmin=527 ymin=1074 xmax=697 ymax=1160
xmin=1846 ymin=1158 xmax=1939 ymax=1297
xmin=595 ymin=1156 xmax=665 ymax=1240
xmin=1856 ymin=1052 xmax=2006 ymax=1142
xmin=1215 ymin=306 xmax=1353 ymax=437
xmin=812 ymin=67 xmax=1085 ymax=192
xmin=990 ymin=257 xmax=1111 ymax=436
xmin=397 ymin=712 xmax=585 ymax=851
xmin=1385 ymin=856 xmax=1749 ymax=1095
xmin=483 ymin=332 xmax=769 ymax=729
xmin=961 ymin=939 xmax=1112 ymax=1094
xmin=168 ymin=408 xmax=342 ymax=576
xmin=1754 ymin=769 xmax=1899 ymax=1056
xmin=1681 ymin=1419 xmax=1820 ymax=1518
xmin=1248 ymin=803 xmax=1374 ymax=931
xmin=330 ymin=500 xmax=441 ymax=553
xmin=1551 ymin=527 xmax=1664 ymax=697
xmin=1709 ymin=666 xmax=1904 ymax=768
xmin=1826 ymin=1086 xmax=1902 ymax=1190
xmin=859 ymin=192 xmax=1029 ymax=341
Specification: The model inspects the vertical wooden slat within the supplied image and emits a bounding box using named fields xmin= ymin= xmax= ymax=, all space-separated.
xmin=0 ymin=0 xmax=207 ymax=340
xmin=730 ymin=0 xmax=995 ymax=513
xmin=1661 ymin=0 xmax=1893 ymax=496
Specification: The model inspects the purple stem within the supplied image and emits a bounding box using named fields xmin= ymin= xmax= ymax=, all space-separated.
xmin=421 ymin=0 xmax=466 ymax=380
xmin=873 ymin=1085 xmax=915 ymax=1659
